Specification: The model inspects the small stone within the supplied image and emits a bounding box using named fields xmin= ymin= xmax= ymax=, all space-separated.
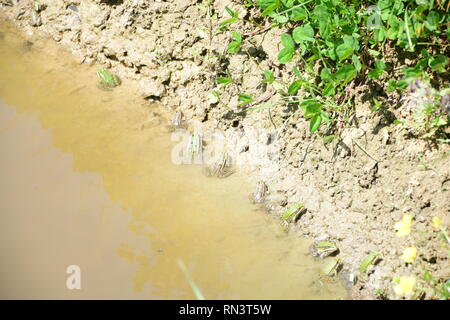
xmin=339 ymin=269 xmax=358 ymax=289
xmin=139 ymin=79 xmax=166 ymax=98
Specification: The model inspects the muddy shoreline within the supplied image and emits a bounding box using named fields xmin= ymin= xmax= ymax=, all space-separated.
xmin=1 ymin=0 xmax=449 ymax=299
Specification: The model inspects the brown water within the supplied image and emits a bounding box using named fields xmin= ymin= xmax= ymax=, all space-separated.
xmin=0 ymin=20 xmax=346 ymax=299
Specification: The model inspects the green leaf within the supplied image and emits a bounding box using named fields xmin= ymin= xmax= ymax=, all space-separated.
xmin=301 ymin=100 xmax=322 ymax=118
xmin=277 ymin=33 xmax=295 ymax=63
xmin=375 ymin=59 xmax=386 ymax=70
xmin=371 ymin=98 xmax=382 ymax=112
xmin=320 ymin=68 xmax=333 ymax=81
xmin=280 ymin=33 xmax=295 ymax=49
xmin=423 ymin=270 xmax=433 ymax=282
xmin=429 ymin=55 xmax=448 ymax=72
xmin=220 ymin=6 xmax=238 ymax=27
xmin=323 ymin=135 xmax=337 ymax=144
xmin=257 ymin=0 xmax=278 ymax=10
xmin=387 ymin=79 xmax=397 ymax=92
xmin=425 ymin=11 xmax=440 ymax=31
xmin=275 ymin=15 xmax=289 ymax=24
xmin=278 ymin=47 xmax=294 ymax=63
xmin=336 ymin=43 xmax=353 ymax=61
xmin=227 ymin=42 xmax=240 ymax=54
xmin=290 ymin=7 xmax=307 ymax=21
xmin=216 ymin=77 xmax=232 ymax=86
xmin=309 ymin=114 xmax=322 ymax=132
xmin=262 ymin=70 xmax=275 ymax=84
xmin=322 ymin=81 xmax=335 ymax=96
xmin=227 ymin=32 xmax=242 ymax=54
xmin=287 ymin=80 xmax=301 ymax=95
xmin=260 ymin=0 xmax=280 ymax=16
xmin=335 ymin=36 xmax=359 ymax=62
xmin=368 ymin=69 xmax=382 ymax=79
xmin=238 ymin=94 xmax=253 ymax=106
xmin=293 ymin=24 xmax=314 ymax=43
xmin=352 ymin=55 xmax=362 ymax=72
xmin=313 ymin=5 xmax=330 ymax=20
xmin=225 ymin=6 xmax=237 ymax=17
xmin=431 ymin=117 xmax=447 ymax=127
xmin=335 ymin=64 xmax=357 ymax=84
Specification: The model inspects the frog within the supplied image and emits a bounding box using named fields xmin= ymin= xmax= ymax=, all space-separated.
xmin=29 ymin=9 xmax=42 ymax=27
xmin=309 ymin=240 xmax=339 ymax=259
xmin=281 ymin=204 xmax=306 ymax=223
xmin=29 ymin=1 xmax=44 ymax=27
xmin=249 ymin=181 xmax=267 ymax=204
xmin=318 ymin=257 xmax=342 ymax=284
xmin=204 ymin=151 xmax=234 ymax=178
xmin=168 ymin=110 xmax=186 ymax=131
xmin=96 ymin=69 xmax=121 ymax=90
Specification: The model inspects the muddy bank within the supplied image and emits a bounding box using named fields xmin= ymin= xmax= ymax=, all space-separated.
xmin=1 ymin=0 xmax=449 ymax=299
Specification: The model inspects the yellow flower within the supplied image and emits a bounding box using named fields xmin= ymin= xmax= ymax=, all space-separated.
xmin=432 ymin=217 xmax=443 ymax=229
xmin=401 ymin=247 xmax=417 ymax=263
xmin=394 ymin=214 xmax=413 ymax=237
xmin=393 ymin=276 xmax=416 ymax=296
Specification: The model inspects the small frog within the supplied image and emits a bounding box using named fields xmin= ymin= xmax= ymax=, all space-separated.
xmin=249 ymin=181 xmax=267 ymax=204
xmin=309 ymin=241 xmax=339 ymax=259
xmin=29 ymin=9 xmax=42 ymax=27
xmin=281 ymin=204 xmax=306 ymax=223
xmin=168 ymin=110 xmax=185 ymax=131
xmin=204 ymin=151 xmax=234 ymax=178
xmin=96 ymin=69 xmax=121 ymax=90
xmin=319 ymin=257 xmax=342 ymax=283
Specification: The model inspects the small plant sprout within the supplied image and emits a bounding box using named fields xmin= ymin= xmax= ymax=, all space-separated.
xmin=237 ymin=93 xmax=254 ymax=107
xmin=219 ymin=6 xmax=238 ymax=30
xmin=262 ymin=70 xmax=275 ymax=84
xmin=177 ymin=259 xmax=205 ymax=300
xmin=423 ymin=271 xmax=450 ymax=300
xmin=227 ymin=32 xmax=243 ymax=54
xmin=216 ymin=76 xmax=233 ymax=88
xmin=277 ymin=33 xmax=295 ymax=63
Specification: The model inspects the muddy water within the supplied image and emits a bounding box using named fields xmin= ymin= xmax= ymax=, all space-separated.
xmin=0 ymin=20 xmax=346 ymax=299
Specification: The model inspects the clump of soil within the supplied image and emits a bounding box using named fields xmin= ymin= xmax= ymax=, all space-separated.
xmin=1 ymin=0 xmax=448 ymax=299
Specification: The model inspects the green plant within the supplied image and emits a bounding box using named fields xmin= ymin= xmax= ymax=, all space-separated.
xmin=220 ymin=6 xmax=239 ymax=30
xmin=247 ymin=0 xmax=449 ymax=137
xmin=177 ymin=259 xmax=205 ymax=300
xmin=227 ymin=32 xmax=243 ymax=53
xmin=238 ymin=93 xmax=254 ymax=107
xmin=216 ymin=76 xmax=233 ymax=87
xmin=423 ymin=271 xmax=450 ymax=300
